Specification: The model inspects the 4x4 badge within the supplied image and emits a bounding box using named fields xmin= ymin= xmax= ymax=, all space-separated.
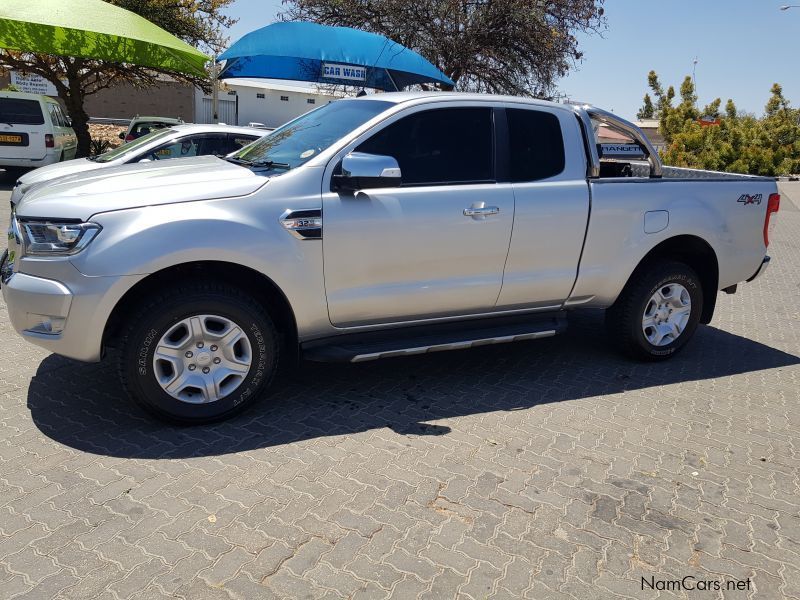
xmin=737 ymin=193 xmax=762 ymax=205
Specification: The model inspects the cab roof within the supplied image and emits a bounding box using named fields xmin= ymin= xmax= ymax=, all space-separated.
xmin=353 ymin=91 xmax=571 ymax=112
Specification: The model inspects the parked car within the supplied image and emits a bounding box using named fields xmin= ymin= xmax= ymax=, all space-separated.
xmin=0 ymin=91 xmax=77 ymax=177
xmin=120 ymin=115 xmax=183 ymax=141
xmin=246 ymin=122 xmax=275 ymax=132
xmin=10 ymin=124 xmax=265 ymax=203
xmin=1 ymin=93 xmax=780 ymax=423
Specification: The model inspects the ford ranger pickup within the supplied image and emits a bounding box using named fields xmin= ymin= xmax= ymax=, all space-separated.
xmin=1 ymin=93 xmax=780 ymax=423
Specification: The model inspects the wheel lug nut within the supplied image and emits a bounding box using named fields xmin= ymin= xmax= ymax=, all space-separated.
xmin=185 ymin=351 xmax=193 ymax=358
xmin=197 ymin=342 xmax=204 ymax=349
xmin=210 ymin=345 xmax=218 ymax=352
xmin=213 ymin=357 xmax=221 ymax=364
xmin=188 ymin=364 xmax=196 ymax=371
xmin=202 ymin=367 xmax=210 ymax=374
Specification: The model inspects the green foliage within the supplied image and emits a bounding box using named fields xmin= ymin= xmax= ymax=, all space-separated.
xmin=89 ymin=138 xmax=112 ymax=156
xmin=644 ymin=71 xmax=800 ymax=176
xmin=636 ymin=93 xmax=654 ymax=119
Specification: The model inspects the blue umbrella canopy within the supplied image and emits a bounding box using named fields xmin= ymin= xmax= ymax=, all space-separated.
xmin=218 ymin=22 xmax=454 ymax=91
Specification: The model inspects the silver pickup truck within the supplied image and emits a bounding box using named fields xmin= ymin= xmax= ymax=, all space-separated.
xmin=1 ymin=93 xmax=781 ymax=423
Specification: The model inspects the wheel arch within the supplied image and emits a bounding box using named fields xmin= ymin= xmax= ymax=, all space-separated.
xmin=619 ymin=235 xmax=719 ymax=324
xmin=103 ymin=261 xmax=299 ymax=359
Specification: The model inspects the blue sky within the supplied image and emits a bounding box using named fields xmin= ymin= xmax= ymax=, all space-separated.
xmin=223 ymin=0 xmax=799 ymax=120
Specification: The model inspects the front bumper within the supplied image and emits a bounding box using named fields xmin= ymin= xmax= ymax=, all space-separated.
xmin=1 ymin=255 xmax=142 ymax=362
xmin=747 ymin=255 xmax=771 ymax=282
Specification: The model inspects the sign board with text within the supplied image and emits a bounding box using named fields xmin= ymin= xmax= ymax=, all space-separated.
xmin=10 ymin=72 xmax=63 ymax=96
xmin=321 ymin=63 xmax=366 ymax=82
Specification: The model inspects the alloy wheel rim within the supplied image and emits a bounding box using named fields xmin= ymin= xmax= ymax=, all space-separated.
xmin=641 ymin=283 xmax=692 ymax=347
xmin=152 ymin=314 xmax=252 ymax=404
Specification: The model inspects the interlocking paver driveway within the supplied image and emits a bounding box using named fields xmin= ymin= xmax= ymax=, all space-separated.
xmin=0 ymin=178 xmax=799 ymax=599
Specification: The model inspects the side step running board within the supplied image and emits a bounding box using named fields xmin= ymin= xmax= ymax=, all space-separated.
xmin=302 ymin=313 xmax=567 ymax=363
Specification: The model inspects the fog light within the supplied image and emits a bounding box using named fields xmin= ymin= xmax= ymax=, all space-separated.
xmin=25 ymin=314 xmax=66 ymax=335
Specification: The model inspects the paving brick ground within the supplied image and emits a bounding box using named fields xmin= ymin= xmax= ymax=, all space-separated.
xmin=0 ymin=179 xmax=799 ymax=599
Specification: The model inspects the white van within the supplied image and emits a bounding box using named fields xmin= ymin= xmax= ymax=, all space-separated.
xmin=0 ymin=91 xmax=78 ymax=175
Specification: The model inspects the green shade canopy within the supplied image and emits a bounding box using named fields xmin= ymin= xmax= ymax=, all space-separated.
xmin=0 ymin=0 xmax=209 ymax=76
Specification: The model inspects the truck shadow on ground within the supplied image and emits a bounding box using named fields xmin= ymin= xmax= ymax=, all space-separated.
xmin=28 ymin=310 xmax=800 ymax=458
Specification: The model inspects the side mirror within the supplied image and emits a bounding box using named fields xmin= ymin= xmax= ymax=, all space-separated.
xmin=65 ymin=117 xmax=72 ymax=127
xmin=119 ymin=132 xmax=125 ymax=140
xmin=332 ymin=152 xmax=401 ymax=192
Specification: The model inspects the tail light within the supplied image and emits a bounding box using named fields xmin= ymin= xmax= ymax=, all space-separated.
xmin=45 ymin=134 xmax=54 ymax=148
xmin=764 ymin=193 xmax=780 ymax=247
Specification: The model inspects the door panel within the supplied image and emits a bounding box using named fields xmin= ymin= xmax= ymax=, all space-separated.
xmin=496 ymin=180 xmax=590 ymax=308
xmin=494 ymin=106 xmax=591 ymax=309
xmin=322 ymin=106 xmax=514 ymax=327
xmin=323 ymin=183 xmax=514 ymax=326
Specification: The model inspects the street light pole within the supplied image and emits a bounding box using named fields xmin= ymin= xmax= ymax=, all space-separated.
xmin=780 ymin=5 xmax=800 ymax=9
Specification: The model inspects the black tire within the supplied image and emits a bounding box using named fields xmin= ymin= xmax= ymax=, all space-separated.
xmin=118 ymin=281 xmax=279 ymax=424
xmin=606 ymin=260 xmax=703 ymax=361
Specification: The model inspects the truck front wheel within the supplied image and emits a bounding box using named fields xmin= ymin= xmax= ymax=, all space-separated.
xmin=606 ymin=261 xmax=704 ymax=360
xmin=118 ymin=282 xmax=279 ymax=423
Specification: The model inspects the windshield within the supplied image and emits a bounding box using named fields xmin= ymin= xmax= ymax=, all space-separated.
xmin=93 ymin=128 xmax=174 ymax=163
xmin=233 ymin=99 xmax=392 ymax=170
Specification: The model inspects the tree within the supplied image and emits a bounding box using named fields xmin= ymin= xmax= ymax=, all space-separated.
xmin=636 ymin=94 xmax=655 ymax=119
xmin=0 ymin=0 xmax=235 ymax=157
xmin=280 ymin=0 xmax=606 ymax=98
xmin=643 ymin=71 xmax=800 ymax=176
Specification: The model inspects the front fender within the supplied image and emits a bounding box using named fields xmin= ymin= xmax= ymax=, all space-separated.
xmin=69 ymin=197 xmax=330 ymax=338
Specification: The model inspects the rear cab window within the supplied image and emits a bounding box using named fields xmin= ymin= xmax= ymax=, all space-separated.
xmin=506 ymin=108 xmax=566 ymax=182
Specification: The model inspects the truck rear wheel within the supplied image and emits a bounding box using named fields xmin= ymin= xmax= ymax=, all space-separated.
xmin=118 ymin=281 xmax=279 ymax=424
xmin=606 ymin=261 xmax=703 ymax=360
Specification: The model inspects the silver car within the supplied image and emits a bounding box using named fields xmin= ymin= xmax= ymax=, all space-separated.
xmin=1 ymin=93 xmax=779 ymax=423
xmin=10 ymin=123 xmax=265 ymax=203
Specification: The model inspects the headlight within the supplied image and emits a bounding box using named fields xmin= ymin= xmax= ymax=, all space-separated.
xmin=18 ymin=219 xmax=102 ymax=255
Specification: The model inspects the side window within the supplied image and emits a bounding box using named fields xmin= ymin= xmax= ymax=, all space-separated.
xmin=47 ymin=104 xmax=63 ymax=127
xmin=506 ymin=108 xmax=565 ymax=182
xmin=356 ymin=107 xmax=493 ymax=186
xmin=57 ymin=106 xmax=70 ymax=127
xmin=228 ymin=134 xmax=258 ymax=153
xmin=195 ymin=134 xmax=231 ymax=156
xmin=149 ymin=136 xmax=201 ymax=160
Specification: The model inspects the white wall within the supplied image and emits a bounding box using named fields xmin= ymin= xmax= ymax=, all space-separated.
xmin=195 ymin=83 xmax=337 ymax=128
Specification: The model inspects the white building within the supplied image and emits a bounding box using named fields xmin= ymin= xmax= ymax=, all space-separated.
xmin=195 ymin=79 xmax=342 ymax=128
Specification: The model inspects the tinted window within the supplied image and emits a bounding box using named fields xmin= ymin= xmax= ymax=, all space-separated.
xmin=132 ymin=121 xmax=171 ymax=139
xmin=228 ymin=134 xmax=259 ymax=153
xmin=507 ymin=109 xmax=565 ymax=182
xmin=0 ymin=98 xmax=45 ymax=125
xmin=95 ymin=128 xmax=173 ymax=163
xmin=357 ymin=108 xmax=493 ymax=186
xmin=147 ymin=134 xmax=230 ymax=160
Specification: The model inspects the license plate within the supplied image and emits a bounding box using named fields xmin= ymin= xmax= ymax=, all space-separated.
xmin=0 ymin=133 xmax=26 ymax=146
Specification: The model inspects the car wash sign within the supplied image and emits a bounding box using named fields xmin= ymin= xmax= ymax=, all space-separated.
xmin=322 ymin=63 xmax=366 ymax=82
